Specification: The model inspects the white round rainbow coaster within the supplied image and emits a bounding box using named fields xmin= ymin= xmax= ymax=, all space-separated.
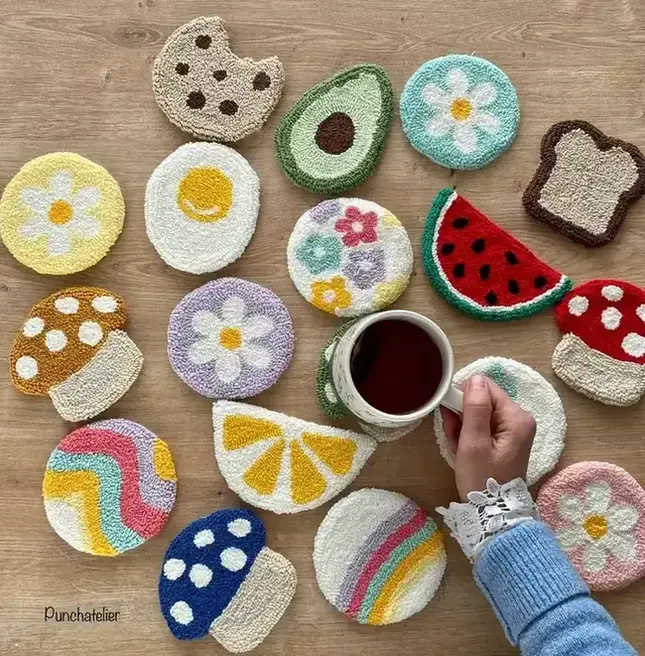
xmin=145 ymin=142 xmax=259 ymax=274
xmin=313 ymin=488 xmax=446 ymax=625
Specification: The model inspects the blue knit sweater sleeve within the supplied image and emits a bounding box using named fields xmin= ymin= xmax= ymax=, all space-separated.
xmin=473 ymin=520 xmax=637 ymax=655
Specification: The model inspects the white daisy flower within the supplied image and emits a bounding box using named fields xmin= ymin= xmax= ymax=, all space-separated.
xmin=20 ymin=170 xmax=101 ymax=256
xmin=556 ymin=480 xmax=638 ymax=573
xmin=188 ymin=296 xmax=274 ymax=383
xmin=423 ymin=68 xmax=499 ymax=154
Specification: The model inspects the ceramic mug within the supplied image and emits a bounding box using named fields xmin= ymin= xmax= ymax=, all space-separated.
xmin=330 ymin=310 xmax=463 ymax=429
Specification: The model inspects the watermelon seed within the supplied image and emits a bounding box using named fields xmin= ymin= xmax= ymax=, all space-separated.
xmin=441 ymin=243 xmax=455 ymax=256
xmin=508 ymin=279 xmax=520 ymax=295
xmin=534 ymin=276 xmax=547 ymax=289
xmin=453 ymin=263 xmax=465 ymax=278
xmin=505 ymin=251 xmax=519 ymax=265
xmin=479 ymin=264 xmax=491 ymax=280
xmin=471 ymin=239 xmax=485 ymax=253
xmin=452 ymin=217 xmax=469 ymax=229
xmin=485 ymin=291 xmax=498 ymax=305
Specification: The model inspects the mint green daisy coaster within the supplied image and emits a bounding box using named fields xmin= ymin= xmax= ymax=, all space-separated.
xmin=400 ymin=55 xmax=520 ymax=170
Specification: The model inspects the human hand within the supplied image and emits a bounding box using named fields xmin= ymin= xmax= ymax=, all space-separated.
xmin=439 ymin=374 xmax=536 ymax=501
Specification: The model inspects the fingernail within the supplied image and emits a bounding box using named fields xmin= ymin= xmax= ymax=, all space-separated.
xmin=468 ymin=375 xmax=486 ymax=389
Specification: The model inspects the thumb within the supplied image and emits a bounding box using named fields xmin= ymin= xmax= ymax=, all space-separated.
xmin=458 ymin=375 xmax=493 ymax=452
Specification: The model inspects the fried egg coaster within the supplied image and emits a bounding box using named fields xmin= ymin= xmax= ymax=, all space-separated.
xmin=43 ymin=419 xmax=177 ymax=556
xmin=288 ymin=199 xmax=413 ymax=317
xmin=146 ymin=143 xmax=259 ymax=274
xmin=0 ymin=153 xmax=124 ymax=275
xmin=400 ymin=55 xmax=519 ymax=170
xmin=314 ymin=488 xmax=446 ymax=625
xmin=537 ymin=462 xmax=645 ymax=591
xmin=433 ymin=357 xmax=566 ymax=486
xmin=213 ymin=401 xmax=377 ymax=513
xmin=10 ymin=287 xmax=143 ymax=421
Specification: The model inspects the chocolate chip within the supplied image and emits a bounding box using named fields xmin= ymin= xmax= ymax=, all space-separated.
xmin=213 ymin=69 xmax=227 ymax=81
xmin=175 ymin=62 xmax=189 ymax=75
xmin=253 ymin=71 xmax=271 ymax=90
xmin=452 ymin=217 xmax=469 ymax=229
xmin=315 ymin=112 xmax=355 ymax=155
xmin=186 ymin=91 xmax=206 ymax=110
xmin=505 ymin=251 xmax=519 ymax=265
xmin=479 ymin=264 xmax=491 ymax=280
xmin=453 ymin=263 xmax=465 ymax=278
xmin=485 ymin=291 xmax=498 ymax=305
xmin=508 ymin=279 xmax=520 ymax=294
xmin=440 ymin=243 xmax=455 ymax=256
xmin=471 ymin=238 xmax=485 ymax=253
xmin=219 ymin=99 xmax=238 ymax=115
xmin=195 ymin=35 xmax=212 ymax=49
xmin=534 ymin=276 xmax=547 ymax=289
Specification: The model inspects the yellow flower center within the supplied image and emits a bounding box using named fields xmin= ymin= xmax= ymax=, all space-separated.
xmin=583 ymin=515 xmax=608 ymax=540
xmin=450 ymin=97 xmax=472 ymax=121
xmin=219 ymin=327 xmax=242 ymax=351
xmin=48 ymin=199 xmax=73 ymax=225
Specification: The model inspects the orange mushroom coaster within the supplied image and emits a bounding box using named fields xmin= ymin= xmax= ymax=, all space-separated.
xmin=10 ymin=287 xmax=143 ymax=421
xmin=212 ymin=401 xmax=377 ymax=514
xmin=552 ymin=279 xmax=645 ymax=406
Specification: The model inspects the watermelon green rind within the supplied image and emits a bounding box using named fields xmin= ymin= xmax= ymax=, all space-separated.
xmin=421 ymin=188 xmax=573 ymax=321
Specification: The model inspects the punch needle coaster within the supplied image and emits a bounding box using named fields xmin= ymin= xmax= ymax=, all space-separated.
xmin=537 ymin=461 xmax=645 ymax=591
xmin=146 ymin=143 xmax=259 ymax=274
xmin=288 ymin=199 xmax=413 ymax=318
xmin=275 ymin=64 xmax=393 ymax=194
xmin=0 ymin=153 xmax=124 ymax=275
xmin=213 ymin=401 xmax=377 ymax=514
xmin=552 ymin=279 xmax=645 ymax=406
xmin=313 ymin=488 xmax=446 ymax=625
xmin=168 ymin=278 xmax=294 ymax=399
xmin=10 ymin=287 xmax=143 ymax=422
xmin=159 ymin=509 xmax=296 ymax=652
xmin=43 ymin=419 xmax=177 ymax=556
xmin=433 ymin=357 xmax=566 ymax=486
xmin=523 ymin=121 xmax=645 ymax=247
xmin=400 ymin=55 xmax=519 ymax=170
xmin=153 ymin=16 xmax=284 ymax=142
xmin=422 ymin=188 xmax=572 ymax=320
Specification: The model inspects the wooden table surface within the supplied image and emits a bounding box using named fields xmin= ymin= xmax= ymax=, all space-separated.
xmin=2 ymin=0 xmax=645 ymax=654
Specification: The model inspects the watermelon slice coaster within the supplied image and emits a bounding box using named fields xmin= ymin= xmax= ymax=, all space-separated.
xmin=422 ymin=188 xmax=572 ymax=320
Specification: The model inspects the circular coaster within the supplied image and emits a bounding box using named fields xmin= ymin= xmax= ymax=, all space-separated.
xmin=0 ymin=153 xmax=124 ymax=275
xmin=43 ymin=419 xmax=177 ymax=556
xmin=537 ymin=462 xmax=645 ymax=591
xmin=314 ymin=488 xmax=446 ymax=625
xmin=400 ymin=55 xmax=519 ymax=170
xmin=168 ymin=278 xmax=294 ymax=399
xmin=433 ymin=357 xmax=566 ymax=486
xmin=287 ymin=199 xmax=413 ymax=317
xmin=146 ymin=143 xmax=259 ymax=274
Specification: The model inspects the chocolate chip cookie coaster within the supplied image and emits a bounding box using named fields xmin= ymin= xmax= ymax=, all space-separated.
xmin=159 ymin=509 xmax=296 ymax=652
xmin=537 ymin=462 xmax=645 ymax=591
xmin=213 ymin=401 xmax=377 ymax=513
xmin=0 ymin=153 xmax=124 ymax=275
xmin=288 ymin=199 xmax=413 ymax=317
xmin=313 ymin=488 xmax=446 ymax=625
xmin=275 ymin=65 xmax=393 ymax=194
xmin=433 ymin=357 xmax=566 ymax=486
xmin=400 ymin=55 xmax=519 ymax=170
xmin=146 ymin=143 xmax=259 ymax=274
xmin=523 ymin=121 xmax=645 ymax=247
xmin=43 ymin=419 xmax=177 ymax=556
xmin=10 ymin=287 xmax=143 ymax=421
xmin=153 ymin=16 xmax=284 ymax=142
xmin=423 ymin=188 xmax=572 ymax=320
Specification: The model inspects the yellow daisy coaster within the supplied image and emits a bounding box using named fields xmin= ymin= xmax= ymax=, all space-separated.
xmin=212 ymin=401 xmax=377 ymax=514
xmin=0 ymin=153 xmax=124 ymax=275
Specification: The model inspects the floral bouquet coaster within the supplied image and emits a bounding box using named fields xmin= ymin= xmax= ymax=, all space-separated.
xmin=400 ymin=55 xmax=520 ymax=170
xmin=537 ymin=461 xmax=645 ymax=591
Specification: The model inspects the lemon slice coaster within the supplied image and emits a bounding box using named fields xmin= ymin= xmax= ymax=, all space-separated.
xmin=213 ymin=401 xmax=377 ymax=514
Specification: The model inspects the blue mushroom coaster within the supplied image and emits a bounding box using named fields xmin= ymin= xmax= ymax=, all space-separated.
xmin=159 ymin=509 xmax=297 ymax=652
xmin=400 ymin=55 xmax=520 ymax=170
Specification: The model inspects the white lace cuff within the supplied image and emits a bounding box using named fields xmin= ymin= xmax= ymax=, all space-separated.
xmin=436 ymin=478 xmax=539 ymax=563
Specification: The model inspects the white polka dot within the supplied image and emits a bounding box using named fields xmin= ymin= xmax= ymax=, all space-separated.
xmin=169 ymin=601 xmax=193 ymax=625
xmin=189 ymin=563 xmax=213 ymax=588
xmin=324 ymin=381 xmax=338 ymax=404
xmin=79 ymin=321 xmax=103 ymax=346
xmin=601 ymin=307 xmax=622 ymax=331
xmin=601 ymin=285 xmax=624 ymax=302
xmin=15 ymin=355 xmax=38 ymax=380
xmin=568 ymin=295 xmax=589 ymax=316
xmin=194 ymin=529 xmax=214 ymax=548
xmin=163 ymin=558 xmax=185 ymax=580
xmin=45 ymin=329 xmax=67 ymax=352
xmin=23 ymin=317 xmax=44 ymax=337
xmin=622 ymin=333 xmax=645 ymax=358
xmin=220 ymin=547 xmax=247 ymax=572
xmin=228 ymin=518 xmax=252 ymax=538
xmin=55 ymin=297 xmax=79 ymax=314
xmin=637 ymin=305 xmax=645 ymax=323
xmin=92 ymin=295 xmax=118 ymax=313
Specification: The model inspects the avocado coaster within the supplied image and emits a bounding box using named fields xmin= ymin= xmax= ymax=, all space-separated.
xmin=537 ymin=462 xmax=645 ymax=591
xmin=422 ymin=188 xmax=572 ymax=320
xmin=43 ymin=419 xmax=177 ymax=556
xmin=400 ymin=55 xmax=519 ymax=170
xmin=433 ymin=357 xmax=566 ymax=486
xmin=159 ymin=509 xmax=297 ymax=651
xmin=10 ymin=287 xmax=143 ymax=422
xmin=552 ymin=279 xmax=645 ymax=406
xmin=313 ymin=488 xmax=446 ymax=625
xmin=146 ymin=143 xmax=260 ymax=275
xmin=0 ymin=153 xmax=124 ymax=275
xmin=288 ymin=199 xmax=413 ymax=318
xmin=168 ymin=279 xmax=294 ymax=399
xmin=153 ymin=16 xmax=284 ymax=142
xmin=275 ymin=65 xmax=393 ymax=194
xmin=213 ymin=401 xmax=377 ymax=514
xmin=523 ymin=121 xmax=645 ymax=247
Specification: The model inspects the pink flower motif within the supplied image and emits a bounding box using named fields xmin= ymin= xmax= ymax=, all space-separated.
xmin=334 ymin=206 xmax=378 ymax=247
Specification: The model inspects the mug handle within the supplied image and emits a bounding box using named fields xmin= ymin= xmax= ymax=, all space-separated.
xmin=441 ymin=385 xmax=463 ymax=414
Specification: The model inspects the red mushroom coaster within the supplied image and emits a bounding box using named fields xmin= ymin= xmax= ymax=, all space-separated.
xmin=552 ymin=279 xmax=645 ymax=406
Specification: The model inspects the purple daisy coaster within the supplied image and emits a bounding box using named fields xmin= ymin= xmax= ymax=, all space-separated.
xmin=168 ymin=278 xmax=294 ymax=399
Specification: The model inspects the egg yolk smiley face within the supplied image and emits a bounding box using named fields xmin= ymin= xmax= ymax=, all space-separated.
xmin=177 ymin=167 xmax=233 ymax=223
